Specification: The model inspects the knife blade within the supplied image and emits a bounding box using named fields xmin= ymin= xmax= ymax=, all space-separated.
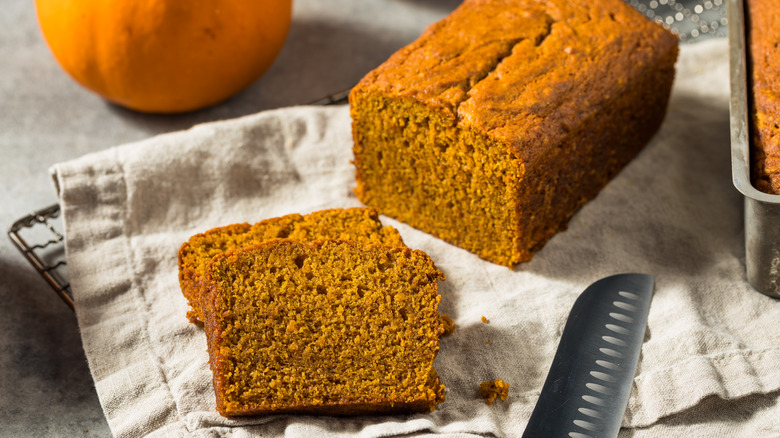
xmin=522 ymin=273 xmax=654 ymax=438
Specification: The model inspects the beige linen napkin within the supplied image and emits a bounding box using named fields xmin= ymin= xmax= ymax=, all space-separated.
xmin=50 ymin=39 xmax=780 ymax=438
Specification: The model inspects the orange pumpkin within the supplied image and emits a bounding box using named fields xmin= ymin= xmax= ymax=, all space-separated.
xmin=35 ymin=0 xmax=292 ymax=114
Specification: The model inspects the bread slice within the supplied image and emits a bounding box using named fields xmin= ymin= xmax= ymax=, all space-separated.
xmin=202 ymin=239 xmax=446 ymax=416
xmin=178 ymin=208 xmax=405 ymax=323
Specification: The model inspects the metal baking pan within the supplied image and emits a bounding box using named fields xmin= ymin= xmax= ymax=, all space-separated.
xmin=728 ymin=0 xmax=780 ymax=298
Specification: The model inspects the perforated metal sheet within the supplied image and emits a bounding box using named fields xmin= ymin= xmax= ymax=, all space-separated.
xmin=628 ymin=0 xmax=728 ymax=42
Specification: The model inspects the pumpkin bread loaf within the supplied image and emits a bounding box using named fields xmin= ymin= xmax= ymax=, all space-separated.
xmin=178 ymin=208 xmax=405 ymax=323
xmin=350 ymin=0 xmax=679 ymax=267
xmin=202 ymin=239 xmax=446 ymax=416
xmin=746 ymin=0 xmax=780 ymax=194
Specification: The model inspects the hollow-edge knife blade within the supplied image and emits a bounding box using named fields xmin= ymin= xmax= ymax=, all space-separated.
xmin=522 ymin=273 xmax=654 ymax=438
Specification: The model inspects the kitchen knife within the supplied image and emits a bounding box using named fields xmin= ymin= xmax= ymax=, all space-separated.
xmin=522 ymin=273 xmax=654 ymax=438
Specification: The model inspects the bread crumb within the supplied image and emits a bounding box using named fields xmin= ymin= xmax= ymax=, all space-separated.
xmin=479 ymin=379 xmax=509 ymax=405
xmin=481 ymin=315 xmax=489 ymax=323
xmin=440 ymin=313 xmax=456 ymax=335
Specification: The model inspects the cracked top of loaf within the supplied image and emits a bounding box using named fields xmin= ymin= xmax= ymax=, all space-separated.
xmin=352 ymin=0 xmax=678 ymax=160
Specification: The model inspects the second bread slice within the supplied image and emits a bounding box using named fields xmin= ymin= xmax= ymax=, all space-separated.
xmin=178 ymin=207 xmax=405 ymax=323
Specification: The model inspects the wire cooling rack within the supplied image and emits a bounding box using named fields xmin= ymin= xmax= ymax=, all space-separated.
xmin=8 ymin=204 xmax=73 ymax=310
xmin=6 ymin=0 xmax=728 ymax=311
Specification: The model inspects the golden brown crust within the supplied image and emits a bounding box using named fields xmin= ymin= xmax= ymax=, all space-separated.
xmin=178 ymin=207 xmax=406 ymax=323
xmin=350 ymin=0 xmax=678 ymax=267
xmin=747 ymin=0 xmax=780 ymax=194
xmin=202 ymin=239 xmax=445 ymax=417
xmin=178 ymin=222 xmax=253 ymax=323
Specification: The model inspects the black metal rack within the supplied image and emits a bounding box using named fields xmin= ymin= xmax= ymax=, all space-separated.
xmin=8 ymin=204 xmax=74 ymax=310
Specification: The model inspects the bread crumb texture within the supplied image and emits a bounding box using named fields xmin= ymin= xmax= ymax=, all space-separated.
xmin=440 ymin=313 xmax=456 ymax=335
xmin=479 ymin=379 xmax=510 ymax=405
xmin=203 ymin=239 xmax=446 ymax=416
xmin=350 ymin=0 xmax=678 ymax=266
xmin=178 ymin=207 xmax=405 ymax=323
xmin=747 ymin=0 xmax=780 ymax=194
